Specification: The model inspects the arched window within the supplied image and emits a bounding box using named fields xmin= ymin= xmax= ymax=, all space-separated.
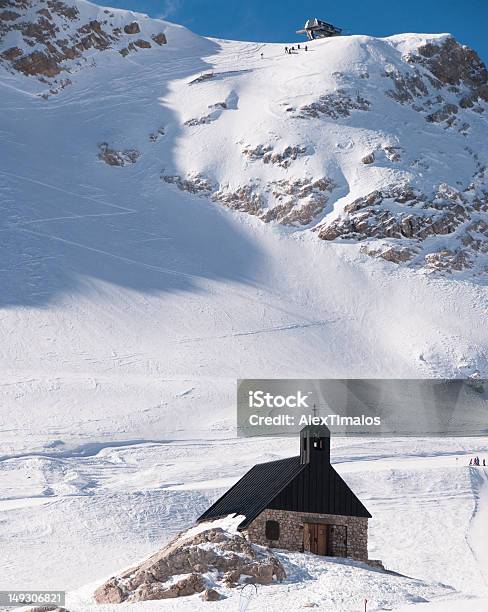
xmin=265 ymin=520 xmax=280 ymax=540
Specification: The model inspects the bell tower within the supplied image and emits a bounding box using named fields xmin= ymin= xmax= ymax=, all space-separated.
xmin=300 ymin=425 xmax=331 ymax=465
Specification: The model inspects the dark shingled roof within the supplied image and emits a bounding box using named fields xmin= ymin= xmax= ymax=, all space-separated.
xmin=198 ymin=453 xmax=371 ymax=529
xmin=198 ymin=456 xmax=306 ymax=529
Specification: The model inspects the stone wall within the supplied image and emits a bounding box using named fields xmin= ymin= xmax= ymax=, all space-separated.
xmin=244 ymin=508 xmax=369 ymax=561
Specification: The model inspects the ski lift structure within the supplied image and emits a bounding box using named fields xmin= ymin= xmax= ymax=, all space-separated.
xmin=297 ymin=18 xmax=342 ymax=40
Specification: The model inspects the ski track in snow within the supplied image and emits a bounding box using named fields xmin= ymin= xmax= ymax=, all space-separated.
xmin=173 ymin=319 xmax=335 ymax=343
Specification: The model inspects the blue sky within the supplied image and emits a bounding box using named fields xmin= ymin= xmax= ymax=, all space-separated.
xmin=95 ymin=0 xmax=488 ymax=63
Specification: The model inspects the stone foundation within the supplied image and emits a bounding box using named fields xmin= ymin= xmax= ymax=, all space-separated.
xmin=244 ymin=508 xmax=369 ymax=561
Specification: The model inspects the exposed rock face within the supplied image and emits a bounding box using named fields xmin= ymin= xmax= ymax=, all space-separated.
xmin=424 ymin=248 xmax=471 ymax=271
xmin=162 ymin=173 xmax=214 ymax=194
xmin=163 ymin=171 xmax=336 ymax=226
xmin=152 ymin=32 xmax=167 ymax=46
xmin=93 ymin=526 xmax=286 ymax=604
xmin=123 ymin=21 xmax=140 ymax=35
xmin=243 ymin=144 xmax=308 ymax=168
xmin=414 ymin=37 xmax=488 ymax=102
xmin=360 ymin=244 xmax=416 ymax=264
xmin=213 ymin=184 xmax=264 ymax=216
xmin=0 ymin=0 xmax=163 ymax=85
xmin=384 ymin=37 xmax=486 ymax=132
xmin=263 ymin=177 xmax=335 ymax=225
xmin=14 ymin=50 xmax=61 ymax=78
xmin=318 ymin=179 xmax=487 ymax=273
xmin=188 ymin=72 xmax=215 ymax=85
xmin=321 ymin=183 xmax=470 ymax=241
xmin=297 ymin=89 xmax=371 ymax=119
xmin=134 ymin=38 xmax=151 ymax=49
xmin=98 ymin=143 xmax=140 ymax=166
xmin=184 ymin=96 xmax=237 ymax=126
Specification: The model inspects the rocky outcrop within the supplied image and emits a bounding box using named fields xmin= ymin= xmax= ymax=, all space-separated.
xmin=424 ymin=248 xmax=471 ymax=271
xmin=152 ymin=32 xmax=167 ymax=46
xmin=318 ymin=183 xmax=470 ymax=242
xmin=298 ymin=89 xmax=371 ymax=119
xmin=263 ymin=177 xmax=335 ymax=225
xmin=184 ymin=96 xmax=237 ymax=126
xmin=93 ymin=525 xmax=286 ymax=604
xmin=317 ymin=177 xmax=488 ymax=274
xmin=385 ymin=37 xmax=487 ymax=132
xmin=243 ymin=144 xmax=309 ymax=168
xmin=385 ymin=67 xmax=429 ymax=104
xmin=0 ymin=0 xmax=163 ymax=85
xmin=413 ymin=37 xmax=488 ymax=102
xmin=98 ymin=142 xmax=140 ymax=166
xmin=162 ymin=173 xmax=214 ymax=194
xmin=123 ymin=21 xmax=140 ymax=35
xmin=213 ymin=184 xmax=264 ymax=216
xmin=134 ymin=38 xmax=151 ymax=49
xmin=360 ymin=244 xmax=416 ymax=264
xmin=162 ymin=169 xmax=335 ymax=226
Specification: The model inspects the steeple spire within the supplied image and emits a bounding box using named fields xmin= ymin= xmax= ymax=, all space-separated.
xmin=300 ymin=425 xmax=331 ymax=465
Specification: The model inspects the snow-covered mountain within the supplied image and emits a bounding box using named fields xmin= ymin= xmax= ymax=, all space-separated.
xmin=2 ymin=0 xmax=487 ymax=273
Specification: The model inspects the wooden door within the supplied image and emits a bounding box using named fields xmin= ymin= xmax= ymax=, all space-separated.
xmin=308 ymin=523 xmax=328 ymax=556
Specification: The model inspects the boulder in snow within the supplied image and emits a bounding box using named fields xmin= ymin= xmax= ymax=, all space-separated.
xmin=123 ymin=22 xmax=140 ymax=35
